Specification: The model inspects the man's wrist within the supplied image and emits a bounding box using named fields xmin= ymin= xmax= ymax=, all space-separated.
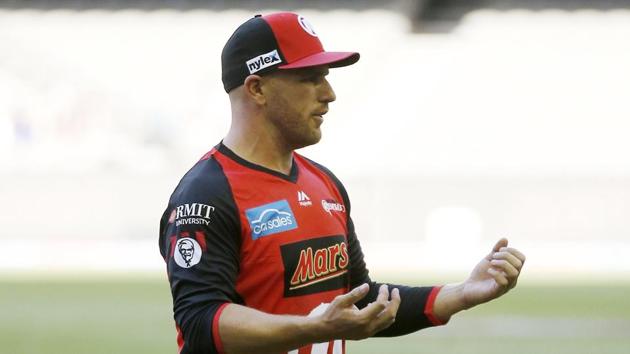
xmin=296 ymin=313 xmax=330 ymax=344
xmin=432 ymin=283 xmax=469 ymax=322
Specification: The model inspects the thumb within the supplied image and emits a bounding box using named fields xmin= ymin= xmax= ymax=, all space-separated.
xmin=486 ymin=238 xmax=508 ymax=260
xmin=334 ymin=283 xmax=370 ymax=308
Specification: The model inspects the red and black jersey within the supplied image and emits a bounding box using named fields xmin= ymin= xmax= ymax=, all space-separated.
xmin=159 ymin=143 xmax=445 ymax=354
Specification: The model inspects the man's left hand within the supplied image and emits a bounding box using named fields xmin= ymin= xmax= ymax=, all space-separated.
xmin=461 ymin=238 xmax=526 ymax=308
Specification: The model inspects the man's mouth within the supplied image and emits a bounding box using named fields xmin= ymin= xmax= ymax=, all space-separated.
xmin=312 ymin=109 xmax=328 ymax=120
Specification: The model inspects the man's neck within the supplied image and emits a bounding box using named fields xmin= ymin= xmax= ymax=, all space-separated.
xmin=222 ymin=133 xmax=294 ymax=175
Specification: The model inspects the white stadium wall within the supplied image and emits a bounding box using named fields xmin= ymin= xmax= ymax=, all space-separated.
xmin=1 ymin=8 xmax=629 ymax=278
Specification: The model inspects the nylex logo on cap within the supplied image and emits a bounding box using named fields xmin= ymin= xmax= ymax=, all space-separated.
xmin=221 ymin=12 xmax=360 ymax=93
xmin=246 ymin=49 xmax=281 ymax=74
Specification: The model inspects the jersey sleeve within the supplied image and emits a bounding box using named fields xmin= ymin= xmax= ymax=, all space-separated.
xmin=305 ymin=159 xmax=447 ymax=336
xmin=346 ymin=216 xmax=448 ymax=336
xmin=158 ymin=157 xmax=242 ymax=354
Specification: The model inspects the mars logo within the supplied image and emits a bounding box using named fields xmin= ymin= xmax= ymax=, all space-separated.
xmin=174 ymin=238 xmax=202 ymax=268
xmin=298 ymin=15 xmax=317 ymax=37
xmin=321 ymin=199 xmax=345 ymax=215
xmin=246 ymin=49 xmax=281 ymax=74
xmin=280 ymin=235 xmax=349 ymax=297
xmin=246 ymin=200 xmax=298 ymax=240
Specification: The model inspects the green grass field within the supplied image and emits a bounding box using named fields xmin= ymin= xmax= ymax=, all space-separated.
xmin=2 ymin=276 xmax=629 ymax=354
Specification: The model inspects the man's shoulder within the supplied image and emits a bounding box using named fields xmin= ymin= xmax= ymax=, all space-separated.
xmin=297 ymin=154 xmax=345 ymax=187
xmin=170 ymin=152 xmax=231 ymax=205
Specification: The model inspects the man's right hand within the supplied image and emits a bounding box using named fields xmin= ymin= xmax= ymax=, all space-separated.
xmin=316 ymin=283 xmax=401 ymax=340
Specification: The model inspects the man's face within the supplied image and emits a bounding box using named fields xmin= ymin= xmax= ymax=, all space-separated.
xmin=261 ymin=66 xmax=336 ymax=150
xmin=179 ymin=242 xmax=194 ymax=261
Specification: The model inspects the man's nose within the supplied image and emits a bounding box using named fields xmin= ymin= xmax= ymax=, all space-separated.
xmin=320 ymin=78 xmax=336 ymax=103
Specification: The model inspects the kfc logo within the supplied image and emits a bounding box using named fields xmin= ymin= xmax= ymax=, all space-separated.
xmin=174 ymin=238 xmax=202 ymax=268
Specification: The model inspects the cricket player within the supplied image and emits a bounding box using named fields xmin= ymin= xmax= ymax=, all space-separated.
xmin=159 ymin=12 xmax=526 ymax=354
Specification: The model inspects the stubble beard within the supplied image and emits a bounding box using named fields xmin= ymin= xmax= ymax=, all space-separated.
xmin=267 ymin=101 xmax=322 ymax=151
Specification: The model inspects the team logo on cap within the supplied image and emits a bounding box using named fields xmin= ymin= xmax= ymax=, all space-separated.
xmin=298 ymin=15 xmax=318 ymax=37
xmin=246 ymin=49 xmax=281 ymax=74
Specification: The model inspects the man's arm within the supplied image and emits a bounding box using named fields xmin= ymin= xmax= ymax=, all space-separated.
xmin=432 ymin=238 xmax=527 ymax=321
xmin=219 ymin=283 xmax=400 ymax=354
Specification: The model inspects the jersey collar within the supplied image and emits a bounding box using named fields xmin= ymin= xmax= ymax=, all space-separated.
xmin=217 ymin=142 xmax=299 ymax=183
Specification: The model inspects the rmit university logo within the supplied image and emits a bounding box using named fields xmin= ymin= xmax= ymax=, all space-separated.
xmin=280 ymin=235 xmax=349 ymax=297
xmin=172 ymin=203 xmax=215 ymax=227
xmin=245 ymin=200 xmax=298 ymax=240
xmin=246 ymin=49 xmax=281 ymax=74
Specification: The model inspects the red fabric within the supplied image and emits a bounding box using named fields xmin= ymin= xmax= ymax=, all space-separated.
xmin=424 ymin=286 xmax=447 ymax=326
xmin=212 ymin=303 xmax=230 ymax=354
xmin=279 ymin=51 xmax=359 ymax=70
xmin=169 ymin=236 xmax=177 ymax=259
xmin=213 ymin=150 xmax=349 ymax=317
xmin=175 ymin=324 xmax=185 ymax=354
xmin=200 ymin=148 xmax=217 ymax=161
xmin=263 ymin=12 xmax=323 ymax=63
xmin=212 ymin=149 xmax=349 ymax=354
xmin=195 ymin=231 xmax=207 ymax=252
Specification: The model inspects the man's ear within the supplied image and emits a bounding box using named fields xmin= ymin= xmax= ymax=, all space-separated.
xmin=243 ymin=75 xmax=266 ymax=105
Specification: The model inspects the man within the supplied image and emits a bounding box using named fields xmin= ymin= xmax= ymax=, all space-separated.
xmin=159 ymin=12 xmax=525 ymax=354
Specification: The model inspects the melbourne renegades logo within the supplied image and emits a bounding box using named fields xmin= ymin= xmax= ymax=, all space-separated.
xmin=280 ymin=235 xmax=349 ymax=297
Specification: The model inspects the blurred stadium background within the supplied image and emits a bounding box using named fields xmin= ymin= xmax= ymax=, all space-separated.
xmin=1 ymin=0 xmax=629 ymax=353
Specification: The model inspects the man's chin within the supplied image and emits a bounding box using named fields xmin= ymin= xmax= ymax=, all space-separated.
xmin=292 ymin=132 xmax=322 ymax=150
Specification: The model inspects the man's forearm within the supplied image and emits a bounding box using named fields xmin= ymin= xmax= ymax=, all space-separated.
xmin=219 ymin=303 xmax=323 ymax=354
xmin=218 ymin=284 xmax=400 ymax=354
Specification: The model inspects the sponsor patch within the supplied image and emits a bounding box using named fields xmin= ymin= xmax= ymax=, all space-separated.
xmin=173 ymin=203 xmax=215 ymax=227
xmin=280 ymin=235 xmax=349 ymax=297
xmin=174 ymin=237 xmax=202 ymax=268
xmin=246 ymin=49 xmax=281 ymax=74
xmin=321 ymin=199 xmax=345 ymax=215
xmin=245 ymin=200 xmax=298 ymax=240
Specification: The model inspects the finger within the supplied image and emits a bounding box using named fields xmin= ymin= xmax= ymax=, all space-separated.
xmin=375 ymin=284 xmax=389 ymax=303
xmin=490 ymin=259 xmax=519 ymax=278
xmin=384 ymin=287 xmax=401 ymax=319
xmin=333 ymin=283 xmax=370 ymax=308
xmin=373 ymin=288 xmax=401 ymax=332
xmin=492 ymin=251 xmax=523 ymax=270
xmin=499 ymin=247 xmax=526 ymax=265
xmin=486 ymin=238 xmax=509 ymax=260
xmin=358 ymin=284 xmax=389 ymax=319
xmin=487 ymin=267 xmax=509 ymax=286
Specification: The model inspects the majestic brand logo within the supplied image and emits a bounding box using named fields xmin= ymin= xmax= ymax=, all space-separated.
xmin=280 ymin=235 xmax=349 ymax=297
xmin=298 ymin=15 xmax=318 ymax=37
xmin=297 ymin=190 xmax=312 ymax=207
xmin=245 ymin=200 xmax=298 ymax=240
xmin=174 ymin=237 xmax=202 ymax=268
xmin=246 ymin=49 xmax=281 ymax=74
xmin=321 ymin=199 xmax=345 ymax=215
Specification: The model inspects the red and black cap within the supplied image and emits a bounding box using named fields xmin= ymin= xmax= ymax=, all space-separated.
xmin=221 ymin=12 xmax=360 ymax=93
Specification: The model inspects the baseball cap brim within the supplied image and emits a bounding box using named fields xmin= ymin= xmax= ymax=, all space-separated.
xmin=278 ymin=51 xmax=360 ymax=70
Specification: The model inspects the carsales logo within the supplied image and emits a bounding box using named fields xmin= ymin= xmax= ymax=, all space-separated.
xmin=245 ymin=200 xmax=298 ymax=240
